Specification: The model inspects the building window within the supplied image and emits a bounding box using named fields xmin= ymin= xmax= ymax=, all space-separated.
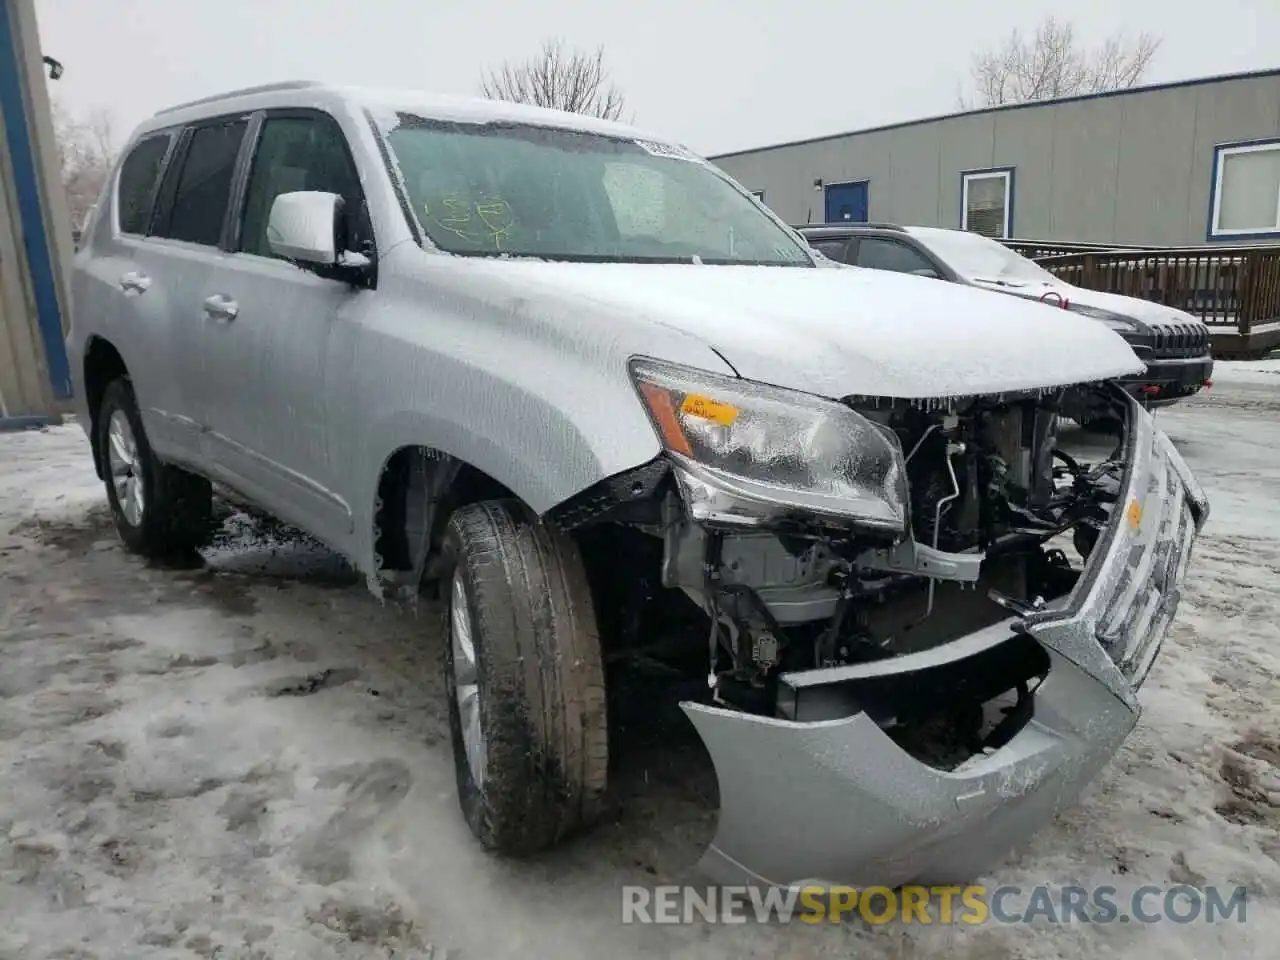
xmin=1210 ymin=140 xmax=1280 ymax=238
xmin=961 ymin=169 xmax=1013 ymax=238
xmin=750 ymin=189 xmax=765 ymax=201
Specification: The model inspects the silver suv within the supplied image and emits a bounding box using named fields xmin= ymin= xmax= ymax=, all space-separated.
xmin=68 ymin=82 xmax=1208 ymax=888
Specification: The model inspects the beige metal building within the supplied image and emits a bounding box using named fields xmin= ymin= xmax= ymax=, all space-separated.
xmin=0 ymin=0 xmax=74 ymax=428
xmin=712 ymin=69 xmax=1280 ymax=248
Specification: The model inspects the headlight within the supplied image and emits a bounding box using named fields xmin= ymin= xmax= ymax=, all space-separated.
xmin=1067 ymin=303 xmax=1139 ymax=332
xmin=630 ymin=358 xmax=908 ymax=531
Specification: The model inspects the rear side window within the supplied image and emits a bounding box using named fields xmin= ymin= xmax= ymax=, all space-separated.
xmin=116 ymin=135 xmax=171 ymax=234
xmin=858 ymin=238 xmax=935 ymax=274
xmin=157 ymin=119 xmax=248 ymax=246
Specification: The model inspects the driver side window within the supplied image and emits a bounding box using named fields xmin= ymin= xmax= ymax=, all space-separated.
xmin=237 ymin=113 xmax=369 ymax=259
xmin=857 ymin=238 xmax=935 ymax=274
xmin=809 ymin=238 xmax=851 ymax=263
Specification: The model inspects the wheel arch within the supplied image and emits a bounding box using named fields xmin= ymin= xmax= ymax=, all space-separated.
xmin=360 ymin=404 xmax=670 ymax=587
xmin=82 ymin=334 xmax=130 ymax=478
xmin=371 ymin=443 xmax=515 ymax=581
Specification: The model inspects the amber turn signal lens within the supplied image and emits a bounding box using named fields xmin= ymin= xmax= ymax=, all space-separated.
xmin=637 ymin=382 xmax=694 ymax=457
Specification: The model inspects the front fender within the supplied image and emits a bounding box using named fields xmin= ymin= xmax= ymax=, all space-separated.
xmin=352 ymin=373 xmax=662 ymax=577
xmin=340 ymin=246 xmax=741 ymax=576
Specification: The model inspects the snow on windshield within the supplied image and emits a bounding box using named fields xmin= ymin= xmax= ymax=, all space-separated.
xmin=375 ymin=113 xmax=812 ymax=266
xmin=907 ymin=227 xmax=1058 ymax=285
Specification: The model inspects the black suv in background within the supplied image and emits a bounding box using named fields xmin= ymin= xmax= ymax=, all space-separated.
xmin=798 ymin=223 xmax=1214 ymax=409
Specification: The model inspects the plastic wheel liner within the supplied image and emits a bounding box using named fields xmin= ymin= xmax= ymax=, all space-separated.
xmin=681 ymin=393 xmax=1209 ymax=889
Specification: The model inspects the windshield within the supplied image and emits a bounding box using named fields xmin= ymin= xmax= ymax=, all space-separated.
xmin=907 ymin=227 xmax=1058 ymax=285
xmin=380 ymin=114 xmax=812 ymax=266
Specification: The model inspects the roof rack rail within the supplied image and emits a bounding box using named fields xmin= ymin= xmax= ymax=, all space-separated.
xmin=154 ymin=80 xmax=326 ymax=116
xmin=793 ymin=221 xmax=907 ymax=232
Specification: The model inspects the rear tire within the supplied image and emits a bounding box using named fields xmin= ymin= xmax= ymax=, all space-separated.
xmin=96 ymin=378 xmax=214 ymax=557
xmin=440 ymin=499 xmax=608 ymax=855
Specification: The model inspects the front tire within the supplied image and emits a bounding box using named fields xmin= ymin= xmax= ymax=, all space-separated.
xmin=96 ymin=378 xmax=213 ymax=557
xmin=441 ymin=500 xmax=608 ymax=855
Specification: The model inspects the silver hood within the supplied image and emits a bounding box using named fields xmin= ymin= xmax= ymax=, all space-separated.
xmin=485 ymin=261 xmax=1144 ymax=399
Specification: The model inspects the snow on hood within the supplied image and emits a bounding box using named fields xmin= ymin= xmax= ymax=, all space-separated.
xmin=479 ymin=261 xmax=1144 ymax=399
xmin=973 ymin=277 xmax=1209 ymax=329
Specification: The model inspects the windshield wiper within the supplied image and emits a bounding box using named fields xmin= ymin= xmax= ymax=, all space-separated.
xmin=439 ymin=250 xmax=812 ymax=266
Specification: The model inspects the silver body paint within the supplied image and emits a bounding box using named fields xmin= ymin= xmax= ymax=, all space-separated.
xmin=67 ymin=85 xmax=730 ymax=575
xmin=686 ymin=394 xmax=1209 ymax=888
xmin=66 ymin=84 xmax=1197 ymax=887
xmin=67 ymin=85 xmax=1143 ymax=587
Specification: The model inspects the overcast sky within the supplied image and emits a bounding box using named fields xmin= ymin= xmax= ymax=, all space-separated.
xmin=34 ymin=0 xmax=1279 ymax=156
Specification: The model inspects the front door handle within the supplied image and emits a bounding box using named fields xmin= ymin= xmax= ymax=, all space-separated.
xmin=118 ymin=271 xmax=151 ymax=293
xmin=202 ymin=294 xmax=239 ymax=321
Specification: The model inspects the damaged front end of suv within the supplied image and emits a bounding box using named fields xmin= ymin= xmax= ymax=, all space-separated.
xmin=557 ymin=359 xmax=1208 ymax=889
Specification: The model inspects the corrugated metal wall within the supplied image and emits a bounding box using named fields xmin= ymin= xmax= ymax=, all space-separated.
xmin=712 ymin=72 xmax=1280 ymax=246
xmin=0 ymin=0 xmax=74 ymax=427
xmin=0 ymin=126 xmax=51 ymax=422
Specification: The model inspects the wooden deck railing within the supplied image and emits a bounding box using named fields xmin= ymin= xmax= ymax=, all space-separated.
xmin=999 ymin=240 xmax=1280 ymax=358
xmin=1002 ymin=238 xmax=1151 ymax=260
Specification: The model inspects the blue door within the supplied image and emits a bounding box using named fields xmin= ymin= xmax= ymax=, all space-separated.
xmin=824 ymin=181 xmax=868 ymax=223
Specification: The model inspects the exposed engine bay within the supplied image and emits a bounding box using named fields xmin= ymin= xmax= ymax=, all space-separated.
xmin=564 ymin=381 xmax=1132 ymax=770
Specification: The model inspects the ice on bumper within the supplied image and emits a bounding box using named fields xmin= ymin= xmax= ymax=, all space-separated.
xmin=1087 ymin=432 xmax=1205 ymax=691
xmin=683 ymin=399 xmax=1208 ymax=888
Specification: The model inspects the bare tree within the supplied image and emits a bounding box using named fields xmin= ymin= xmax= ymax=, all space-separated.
xmin=480 ymin=38 xmax=627 ymax=121
xmin=961 ymin=18 xmax=1161 ymax=107
xmin=51 ymin=98 xmax=116 ymax=233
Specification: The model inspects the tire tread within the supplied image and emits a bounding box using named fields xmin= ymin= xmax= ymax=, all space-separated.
xmin=444 ymin=499 xmax=607 ymax=854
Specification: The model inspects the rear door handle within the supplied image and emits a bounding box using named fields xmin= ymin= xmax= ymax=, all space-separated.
xmin=202 ymin=294 xmax=239 ymax=321
xmin=118 ymin=271 xmax=151 ymax=293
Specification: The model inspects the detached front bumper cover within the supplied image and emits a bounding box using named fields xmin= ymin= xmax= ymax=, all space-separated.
xmin=682 ymin=394 xmax=1208 ymax=888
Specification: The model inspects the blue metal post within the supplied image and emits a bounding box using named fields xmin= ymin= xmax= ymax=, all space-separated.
xmin=0 ymin=0 xmax=72 ymax=409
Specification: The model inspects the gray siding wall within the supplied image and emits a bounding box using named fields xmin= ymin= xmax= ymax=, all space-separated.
xmin=712 ymin=73 xmax=1280 ymax=246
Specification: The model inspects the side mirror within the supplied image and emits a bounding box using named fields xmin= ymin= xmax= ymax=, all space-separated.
xmin=910 ymin=267 xmax=940 ymax=280
xmin=267 ymin=191 xmax=373 ymax=284
xmin=267 ymin=191 xmax=342 ymax=265
xmin=266 ymin=190 xmax=371 ymax=281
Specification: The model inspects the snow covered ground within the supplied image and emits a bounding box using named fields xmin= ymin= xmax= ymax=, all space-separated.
xmin=1 ymin=369 xmax=1277 ymax=959
xmin=1211 ymin=357 xmax=1280 ymax=387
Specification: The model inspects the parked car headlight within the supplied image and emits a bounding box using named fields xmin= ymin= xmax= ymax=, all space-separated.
xmin=1067 ymin=304 xmax=1140 ymax=333
xmin=630 ymin=358 xmax=908 ymax=531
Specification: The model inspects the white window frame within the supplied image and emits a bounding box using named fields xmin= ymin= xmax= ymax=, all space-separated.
xmin=750 ymin=189 xmax=765 ymax=201
xmin=960 ymin=169 xmax=1013 ymax=238
xmin=1209 ymin=140 xmax=1280 ymax=239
